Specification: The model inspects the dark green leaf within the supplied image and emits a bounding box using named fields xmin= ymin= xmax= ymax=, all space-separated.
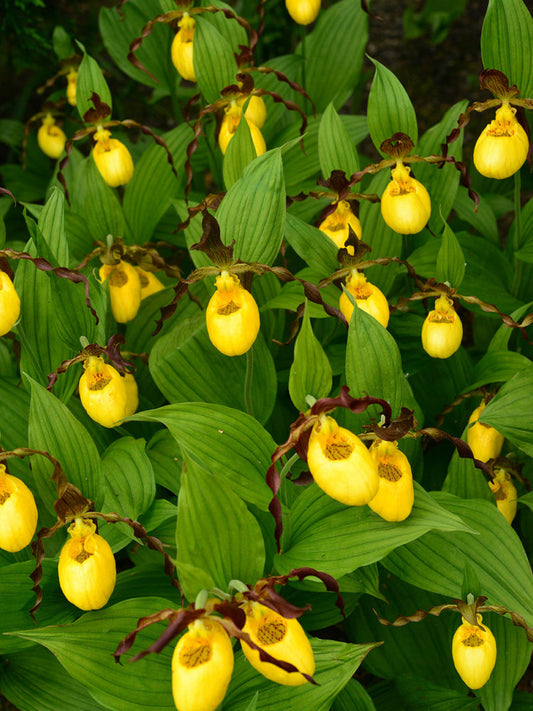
xmin=318 ymin=103 xmax=359 ymax=179
xmin=223 ymin=111 xmax=258 ymax=190
xmin=194 ymin=15 xmax=238 ymax=104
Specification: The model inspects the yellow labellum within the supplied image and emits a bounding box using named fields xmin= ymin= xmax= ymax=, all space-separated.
xmin=92 ymin=128 xmax=134 ymax=188
xmin=421 ymin=294 xmax=463 ymax=359
xmin=285 ymin=0 xmax=321 ymax=25
xmin=79 ymin=355 xmax=128 ymax=428
xmin=171 ymin=14 xmax=196 ymax=82
xmin=381 ymin=162 xmax=431 ymax=234
xmin=236 ymin=94 xmax=267 ymax=129
xmin=452 ymin=614 xmax=497 ymax=689
xmin=489 ymin=468 xmax=517 ymax=525
xmin=218 ymin=103 xmax=266 ymax=157
xmin=99 ymin=260 xmax=142 ymax=323
xmin=339 ymin=270 xmax=389 ymax=327
xmin=319 ymin=200 xmax=362 ymax=250
xmin=136 ymin=267 xmax=165 ymax=300
xmin=467 ymin=401 xmax=504 ymax=462
xmin=66 ymin=69 xmax=78 ymax=106
xmin=0 ymin=465 xmax=38 ymax=552
xmin=0 ymin=270 xmax=21 ymax=336
xmin=37 ymin=114 xmax=66 ymax=159
xmin=206 ymin=271 xmax=260 ymax=356
xmin=474 ymin=102 xmax=529 ymax=179
xmin=368 ymin=439 xmax=414 ymax=521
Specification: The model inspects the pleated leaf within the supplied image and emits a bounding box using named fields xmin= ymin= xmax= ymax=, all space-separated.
xmin=481 ymin=0 xmax=533 ymax=98
xmin=436 ymin=220 xmax=465 ymax=289
xmin=223 ymin=113 xmax=258 ymax=190
xmin=194 ymin=14 xmax=238 ymax=104
xmin=367 ymin=59 xmax=418 ymax=154
xmin=284 ymin=212 xmax=339 ymax=275
xmin=218 ymin=149 xmax=285 ymax=266
xmin=318 ymin=103 xmax=359 ymax=180
xmin=131 ymin=402 xmax=275 ymax=509
xmin=382 ymin=493 xmax=533 ymax=627
xmin=176 ymin=459 xmax=265 ymax=599
xmin=274 ymin=483 xmax=473 ymax=578
xmin=442 ymin=424 xmax=494 ymax=501
xmin=461 ymin=350 xmax=533 ymax=392
xmin=76 ymin=46 xmax=112 ymax=122
xmin=331 ymin=679 xmax=376 ymax=711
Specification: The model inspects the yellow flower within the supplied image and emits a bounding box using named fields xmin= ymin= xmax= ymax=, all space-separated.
xmin=123 ymin=372 xmax=139 ymax=418
xmin=0 ymin=464 xmax=38 ymax=553
xmin=171 ymin=14 xmax=196 ymax=83
xmin=37 ymin=114 xmax=66 ymax=159
xmin=92 ymin=128 xmax=134 ymax=188
xmin=307 ymin=415 xmax=379 ymax=506
xmin=368 ymin=439 xmax=414 ymax=521
xmin=452 ymin=614 xmax=497 ymax=689
xmin=78 ymin=355 xmax=128 ymax=428
xmin=319 ymin=200 xmax=362 ymax=250
xmin=339 ymin=269 xmax=389 ymax=328
xmin=421 ymin=294 xmax=463 ymax=359
xmin=473 ymin=102 xmax=529 ymax=179
xmin=218 ymin=103 xmax=266 ymax=157
xmin=58 ymin=518 xmax=116 ymax=610
xmin=172 ymin=618 xmax=234 ymax=711
xmin=285 ymin=0 xmax=321 ymax=25
xmin=66 ymin=69 xmax=78 ymax=106
xmin=489 ymin=468 xmax=517 ymax=525
xmin=466 ymin=401 xmax=504 ymax=462
xmin=236 ymin=94 xmax=267 ymax=129
xmin=99 ymin=260 xmax=142 ymax=323
xmin=381 ymin=162 xmax=431 ymax=234
xmin=205 ymin=271 xmax=260 ymax=356
xmin=240 ymin=601 xmax=315 ymax=686
xmin=135 ymin=267 xmax=165 ymax=300
xmin=0 ymin=270 xmax=21 ymax=336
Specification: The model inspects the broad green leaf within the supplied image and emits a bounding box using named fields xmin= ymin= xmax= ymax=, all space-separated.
xmin=289 ymin=303 xmax=332 ymax=412
xmin=481 ymin=0 xmax=533 ymax=98
xmin=1 ymin=646 xmax=108 ymax=711
xmin=284 ymin=212 xmax=339 ymax=276
xmin=218 ymin=149 xmax=285 ymax=266
xmin=461 ymin=350 xmax=533 ymax=392
xmin=489 ymin=301 xmax=533 ymax=350
xmin=442 ymin=424 xmax=494 ymax=502
xmin=131 ymin=402 xmax=275 ymax=509
xmin=76 ymin=46 xmax=112 ymax=121
xmin=436 ymin=220 xmax=465 ymax=289
xmin=123 ymin=123 xmax=192 ymax=243
xmin=331 ymin=679 xmax=376 ymax=711
xmin=318 ymin=103 xmax=359 ymax=180
xmin=223 ymin=111 xmax=258 ymax=190
xmin=453 ymin=186 xmax=499 ymax=244
xmin=194 ymin=15 xmax=238 ymax=104
xmin=53 ymin=26 xmax=74 ymax=61
xmin=383 ymin=493 xmax=533 ymax=627
xmin=480 ymin=368 xmax=533 ymax=457
xmin=305 ymin=0 xmax=368 ymax=112
xmin=149 ymin=318 xmax=277 ymax=425
xmin=367 ymin=58 xmax=418 ymax=154
xmin=199 ymin=0 xmax=248 ymax=54
xmin=9 ymin=598 xmax=176 ymax=711
xmin=176 ymin=459 xmax=265 ymax=599
xmin=27 ymin=376 xmax=104 ymax=516
xmin=223 ymin=639 xmax=378 ymax=711
xmin=99 ymin=0 xmax=175 ymax=91
xmin=275 ymin=483 xmax=473 ymax=578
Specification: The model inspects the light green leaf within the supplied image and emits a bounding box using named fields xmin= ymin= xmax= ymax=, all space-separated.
xmin=318 ymin=103 xmax=359 ymax=180
xmin=436 ymin=220 xmax=465 ymax=289
xmin=194 ymin=14 xmax=238 ymax=104
xmin=223 ymin=111 xmax=258 ymax=190
xmin=284 ymin=212 xmax=339 ymax=276
xmin=461 ymin=350 xmax=533 ymax=392
xmin=76 ymin=46 xmax=112 ymax=122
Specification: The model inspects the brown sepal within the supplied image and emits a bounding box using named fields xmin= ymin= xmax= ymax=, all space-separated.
xmin=190 ymin=210 xmax=234 ymax=267
xmin=479 ymin=69 xmax=520 ymax=101
xmin=0 ymin=187 xmax=16 ymax=206
xmin=83 ymin=93 xmax=112 ymax=125
xmin=369 ymin=407 xmax=417 ymax=441
xmin=380 ymin=133 xmax=414 ymax=160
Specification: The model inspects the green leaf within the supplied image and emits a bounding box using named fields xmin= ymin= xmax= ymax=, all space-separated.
xmin=176 ymin=459 xmax=265 ymax=599
xmin=461 ymin=350 xmax=533 ymax=392
xmin=218 ymin=149 xmax=285 ymax=266
xmin=223 ymin=110 xmax=258 ymax=190
xmin=383 ymin=493 xmax=533 ymax=627
xmin=52 ymin=26 xmax=75 ymax=61
xmin=131 ymin=402 xmax=275 ymax=509
xmin=436 ymin=219 xmax=465 ymax=288
xmin=480 ymin=367 xmax=533 ymax=457
xmin=331 ymin=679 xmax=376 ymax=711
xmin=488 ymin=301 xmax=533 ymax=350
xmin=318 ymin=103 xmax=359 ymax=180
xmin=224 ymin=639 xmax=378 ymax=711
xmin=76 ymin=46 xmax=112 ymax=122
xmin=275 ymin=483 xmax=473 ymax=578
xmin=284 ymin=212 xmax=339 ymax=276
xmin=194 ymin=14 xmax=238 ymax=104
xmin=442 ymin=424 xmax=494 ymax=502
xmin=9 ymin=598 xmax=176 ymax=711
xmin=305 ymin=0 xmax=368 ymax=112
xmin=27 ymin=375 xmax=104 ymax=517
xmin=289 ymin=303 xmax=332 ymax=412
xmin=481 ymin=0 xmax=533 ymax=98
xmin=367 ymin=58 xmax=418 ymax=154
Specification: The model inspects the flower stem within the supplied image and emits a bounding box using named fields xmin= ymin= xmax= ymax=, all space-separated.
xmin=511 ymin=170 xmax=523 ymax=297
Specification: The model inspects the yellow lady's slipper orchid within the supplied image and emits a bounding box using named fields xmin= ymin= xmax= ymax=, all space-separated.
xmin=205 ymin=271 xmax=260 ymax=356
xmin=473 ymin=102 xmax=529 ymax=179
xmin=99 ymin=260 xmax=142 ymax=323
xmin=66 ymin=68 xmax=78 ymax=106
xmin=368 ymin=439 xmax=414 ymax=521
xmin=240 ymin=601 xmax=315 ymax=686
xmin=307 ymin=415 xmax=379 ymax=506
xmin=0 ymin=270 xmax=21 ymax=336
xmin=489 ymin=468 xmax=517 ymax=525
xmin=0 ymin=464 xmax=38 ymax=553
xmin=79 ymin=355 xmax=128 ymax=428
xmin=92 ymin=128 xmax=134 ymax=188
xmin=123 ymin=372 xmax=139 ymax=419
xmin=452 ymin=614 xmax=497 ymax=689
xmin=172 ymin=618 xmax=234 ymax=711
xmin=319 ymin=200 xmax=362 ymax=250
xmin=37 ymin=114 xmax=66 ymax=159
xmin=467 ymin=401 xmax=504 ymax=462
xmin=135 ymin=267 xmax=165 ymax=300
xmin=421 ymin=294 xmax=463 ymax=359
xmin=236 ymin=94 xmax=267 ymax=129
xmin=218 ymin=103 xmax=266 ymax=157
xmin=58 ymin=517 xmax=116 ymax=611
xmin=285 ymin=0 xmax=321 ymax=25
xmin=381 ymin=162 xmax=431 ymax=234
xmin=339 ymin=269 xmax=389 ymax=328
xmin=171 ymin=14 xmax=196 ymax=82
